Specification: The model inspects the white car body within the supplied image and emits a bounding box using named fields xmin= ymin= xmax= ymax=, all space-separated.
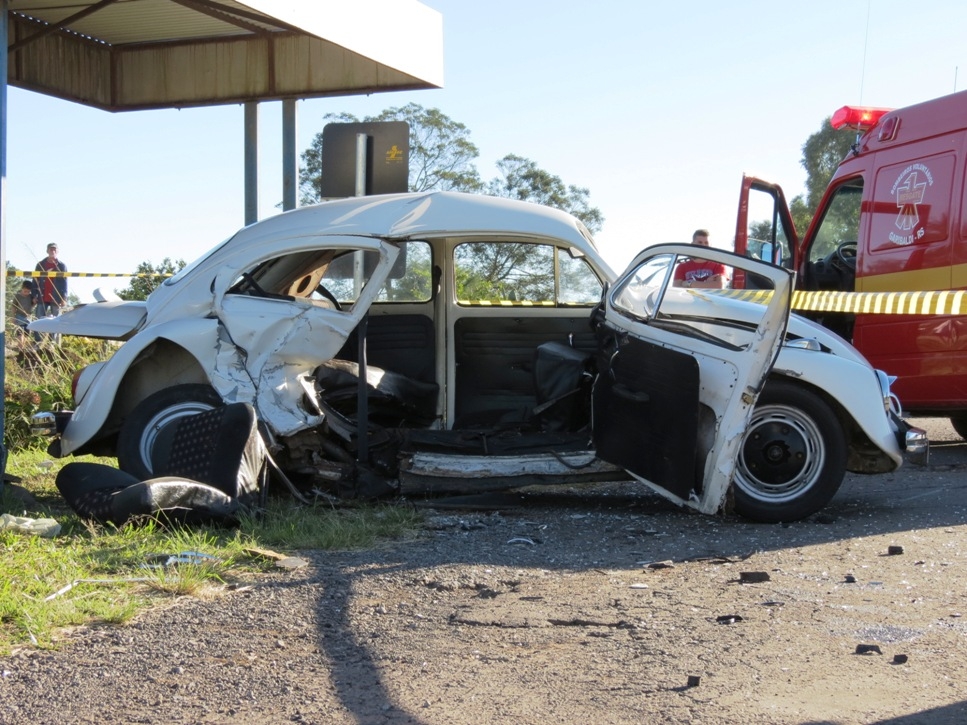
xmin=31 ymin=192 xmax=926 ymax=522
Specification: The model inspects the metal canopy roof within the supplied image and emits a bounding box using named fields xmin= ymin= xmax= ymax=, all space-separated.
xmin=6 ymin=0 xmax=444 ymax=111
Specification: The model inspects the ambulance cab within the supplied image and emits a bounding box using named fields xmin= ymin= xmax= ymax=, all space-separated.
xmin=736 ymin=90 xmax=967 ymax=438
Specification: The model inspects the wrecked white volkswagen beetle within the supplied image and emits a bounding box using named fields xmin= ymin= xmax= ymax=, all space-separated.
xmin=31 ymin=192 xmax=926 ymax=522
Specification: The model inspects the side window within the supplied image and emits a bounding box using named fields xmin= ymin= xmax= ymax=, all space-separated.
xmin=612 ymin=252 xmax=776 ymax=351
xmin=228 ymin=247 xmax=383 ymax=312
xmin=454 ymin=241 xmax=602 ymax=305
xmin=744 ymin=187 xmax=793 ymax=269
xmin=558 ymin=251 xmax=605 ymax=304
xmin=808 ymin=178 xmax=863 ymax=264
xmin=373 ymin=241 xmax=433 ymax=303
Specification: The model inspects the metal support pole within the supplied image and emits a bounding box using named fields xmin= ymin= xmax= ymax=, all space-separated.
xmin=354 ymin=132 xmax=369 ymax=463
xmin=354 ymin=132 xmax=367 ymax=197
xmin=282 ymin=99 xmax=297 ymax=211
xmin=1 ymin=1 xmax=10 ymax=494
xmin=244 ymin=102 xmax=258 ymax=225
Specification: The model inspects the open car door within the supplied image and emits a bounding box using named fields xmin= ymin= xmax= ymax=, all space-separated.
xmin=732 ymin=174 xmax=798 ymax=289
xmin=592 ymin=244 xmax=793 ymax=514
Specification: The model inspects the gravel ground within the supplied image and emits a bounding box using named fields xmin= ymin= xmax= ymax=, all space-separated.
xmin=2 ymin=419 xmax=967 ymax=724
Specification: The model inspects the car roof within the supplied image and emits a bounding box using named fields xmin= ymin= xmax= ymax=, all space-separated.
xmin=232 ymin=191 xmax=601 ymax=252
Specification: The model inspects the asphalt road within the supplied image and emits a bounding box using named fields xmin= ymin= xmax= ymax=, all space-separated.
xmin=832 ymin=416 xmax=967 ymax=533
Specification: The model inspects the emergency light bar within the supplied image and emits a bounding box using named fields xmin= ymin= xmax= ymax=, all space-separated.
xmin=831 ymin=105 xmax=892 ymax=132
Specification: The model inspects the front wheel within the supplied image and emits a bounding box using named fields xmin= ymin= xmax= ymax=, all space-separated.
xmin=733 ymin=381 xmax=847 ymax=523
xmin=950 ymin=414 xmax=967 ymax=441
xmin=117 ymin=384 xmax=222 ymax=480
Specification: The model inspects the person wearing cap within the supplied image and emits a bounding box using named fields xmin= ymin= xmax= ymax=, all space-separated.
xmin=34 ymin=243 xmax=68 ymax=318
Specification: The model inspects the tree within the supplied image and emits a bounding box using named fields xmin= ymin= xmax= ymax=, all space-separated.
xmin=299 ymin=106 xmax=605 ymax=299
xmin=115 ymin=258 xmax=185 ymax=301
xmin=486 ymin=154 xmax=604 ymax=234
xmin=790 ymin=118 xmax=856 ymax=234
xmin=299 ymin=103 xmax=483 ymax=204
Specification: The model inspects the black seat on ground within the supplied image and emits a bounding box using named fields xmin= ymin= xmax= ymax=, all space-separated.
xmin=56 ymin=402 xmax=267 ymax=526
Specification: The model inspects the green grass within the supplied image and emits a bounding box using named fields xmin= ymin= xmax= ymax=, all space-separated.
xmin=0 ymin=447 xmax=424 ymax=654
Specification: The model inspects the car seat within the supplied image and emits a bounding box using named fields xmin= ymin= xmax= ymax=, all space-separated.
xmin=55 ymin=402 xmax=268 ymax=526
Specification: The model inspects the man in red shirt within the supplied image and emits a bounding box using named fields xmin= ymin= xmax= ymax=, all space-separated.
xmin=673 ymin=229 xmax=728 ymax=289
xmin=35 ymin=243 xmax=68 ymax=317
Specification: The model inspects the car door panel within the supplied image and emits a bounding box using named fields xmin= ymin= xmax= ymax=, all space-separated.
xmin=592 ymin=330 xmax=699 ymax=500
xmin=593 ymin=244 xmax=793 ymax=514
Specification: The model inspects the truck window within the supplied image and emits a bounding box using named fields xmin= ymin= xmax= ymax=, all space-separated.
xmin=807 ymin=178 xmax=863 ymax=267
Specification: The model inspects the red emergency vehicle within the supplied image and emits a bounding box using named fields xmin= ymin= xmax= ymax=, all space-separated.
xmin=735 ymin=90 xmax=967 ymax=438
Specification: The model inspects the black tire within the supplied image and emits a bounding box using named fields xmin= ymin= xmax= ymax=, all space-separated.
xmin=116 ymin=384 xmax=222 ymax=480
xmin=732 ymin=381 xmax=847 ymax=523
xmin=950 ymin=414 xmax=967 ymax=441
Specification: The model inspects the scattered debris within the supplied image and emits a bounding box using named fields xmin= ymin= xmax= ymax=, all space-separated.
xmin=739 ymin=571 xmax=771 ymax=583
xmin=45 ymin=577 xmax=151 ymax=601
xmin=243 ymin=546 xmax=289 ymax=561
xmin=506 ymin=537 xmax=536 ymax=546
xmin=645 ymin=560 xmax=675 ymax=570
xmin=0 ymin=513 xmax=60 ymax=538
xmin=629 ymin=583 xmax=649 ymax=590
xmin=142 ymin=551 xmax=218 ymax=568
xmin=243 ymin=547 xmax=308 ymax=570
xmin=716 ymin=614 xmax=743 ymax=625
xmin=274 ymin=557 xmax=309 ymax=570
xmin=855 ymin=644 xmax=883 ymax=655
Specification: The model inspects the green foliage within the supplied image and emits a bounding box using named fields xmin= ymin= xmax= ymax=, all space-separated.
xmin=455 ymin=241 xmax=554 ymax=301
xmin=3 ymin=334 xmax=118 ymax=450
xmin=377 ymin=242 xmax=434 ymax=302
xmin=486 ymin=154 xmax=605 ymax=234
xmin=300 ymin=103 xmax=483 ymax=204
xmin=114 ymin=258 xmax=185 ymax=301
xmin=789 ymin=118 xmax=856 ymax=234
xmin=299 ymin=105 xmax=604 ymax=234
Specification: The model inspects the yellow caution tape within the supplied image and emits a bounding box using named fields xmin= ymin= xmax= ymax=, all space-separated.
xmin=457 ymin=300 xmax=590 ymax=307
xmin=715 ymin=288 xmax=967 ymax=315
xmin=8 ymin=270 xmax=173 ymax=279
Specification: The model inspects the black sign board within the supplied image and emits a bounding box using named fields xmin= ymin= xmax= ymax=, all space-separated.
xmin=319 ymin=121 xmax=409 ymax=198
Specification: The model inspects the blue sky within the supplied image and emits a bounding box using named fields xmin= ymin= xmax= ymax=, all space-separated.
xmin=7 ymin=0 xmax=967 ymax=301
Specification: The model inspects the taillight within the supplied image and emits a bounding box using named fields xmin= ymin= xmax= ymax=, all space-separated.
xmin=71 ymin=369 xmax=83 ymax=403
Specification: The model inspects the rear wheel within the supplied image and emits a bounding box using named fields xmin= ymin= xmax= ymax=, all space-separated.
xmin=117 ymin=384 xmax=222 ymax=480
xmin=733 ymin=381 xmax=847 ymax=523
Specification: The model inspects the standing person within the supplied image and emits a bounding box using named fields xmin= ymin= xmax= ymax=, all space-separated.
xmin=673 ymin=229 xmax=729 ymax=289
xmin=10 ymin=280 xmax=37 ymax=334
xmin=35 ymin=243 xmax=68 ymax=317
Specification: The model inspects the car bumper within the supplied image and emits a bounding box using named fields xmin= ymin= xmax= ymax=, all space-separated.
xmin=891 ymin=412 xmax=929 ymax=466
xmin=30 ymin=410 xmax=72 ymax=437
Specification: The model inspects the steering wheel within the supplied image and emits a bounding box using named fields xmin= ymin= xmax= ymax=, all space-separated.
xmin=833 ymin=241 xmax=857 ymax=271
xmin=315 ymin=283 xmax=342 ymax=310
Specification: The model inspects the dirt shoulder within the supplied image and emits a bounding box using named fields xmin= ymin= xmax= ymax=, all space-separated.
xmin=2 ymin=421 xmax=967 ymax=725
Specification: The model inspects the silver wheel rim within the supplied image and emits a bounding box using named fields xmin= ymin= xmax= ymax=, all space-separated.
xmin=734 ymin=404 xmax=826 ymax=504
xmin=139 ymin=400 xmax=217 ymax=473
